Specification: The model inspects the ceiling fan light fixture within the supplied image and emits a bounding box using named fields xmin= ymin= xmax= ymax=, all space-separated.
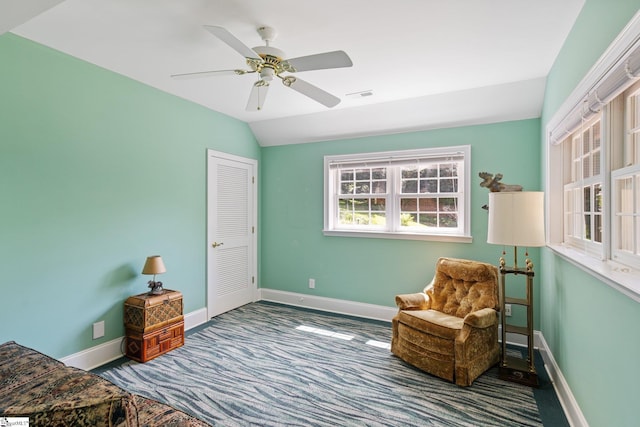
xmin=260 ymin=67 xmax=275 ymax=81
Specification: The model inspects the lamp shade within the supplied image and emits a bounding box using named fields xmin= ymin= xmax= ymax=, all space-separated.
xmin=487 ymin=192 xmax=545 ymax=247
xmin=142 ymin=255 xmax=166 ymax=275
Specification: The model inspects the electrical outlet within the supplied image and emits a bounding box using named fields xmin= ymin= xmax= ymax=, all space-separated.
xmin=92 ymin=321 xmax=105 ymax=339
xmin=504 ymin=304 xmax=512 ymax=317
xmin=308 ymin=278 xmax=315 ymax=289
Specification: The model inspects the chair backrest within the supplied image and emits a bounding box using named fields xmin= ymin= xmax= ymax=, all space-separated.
xmin=426 ymin=257 xmax=499 ymax=318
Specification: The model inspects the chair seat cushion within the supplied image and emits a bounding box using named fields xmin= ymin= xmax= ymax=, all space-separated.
xmin=397 ymin=309 xmax=464 ymax=340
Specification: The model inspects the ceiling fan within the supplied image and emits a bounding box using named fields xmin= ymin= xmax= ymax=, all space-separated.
xmin=171 ymin=25 xmax=353 ymax=111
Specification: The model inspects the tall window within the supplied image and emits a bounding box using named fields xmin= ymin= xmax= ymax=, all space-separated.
xmin=547 ymin=18 xmax=640 ymax=299
xmin=563 ymin=117 xmax=603 ymax=256
xmin=324 ymin=146 xmax=471 ymax=242
xmin=611 ymin=81 xmax=640 ymax=266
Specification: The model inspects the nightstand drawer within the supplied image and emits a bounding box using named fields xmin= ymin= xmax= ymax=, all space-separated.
xmin=125 ymin=320 xmax=184 ymax=362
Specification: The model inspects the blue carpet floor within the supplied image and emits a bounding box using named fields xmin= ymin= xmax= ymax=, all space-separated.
xmin=96 ymin=302 xmax=568 ymax=426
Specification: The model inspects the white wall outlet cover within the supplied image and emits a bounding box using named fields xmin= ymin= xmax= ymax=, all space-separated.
xmin=92 ymin=321 xmax=105 ymax=339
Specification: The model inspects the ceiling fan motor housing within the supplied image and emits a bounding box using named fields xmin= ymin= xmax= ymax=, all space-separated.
xmin=250 ymin=45 xmax=286 ymax=76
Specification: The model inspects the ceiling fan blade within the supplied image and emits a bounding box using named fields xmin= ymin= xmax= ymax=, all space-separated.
xmin=203 ymin=25 xmax=261 ymax=60
xmin=246 ymin=81 xmax=270 ymax=111
xmin=283 ymin=50 xmax=353 ymax=73
xmin=171 ymin=69 xmax=250 ymax=79
xmin=282 ymin=77 xmax=340 ymax=108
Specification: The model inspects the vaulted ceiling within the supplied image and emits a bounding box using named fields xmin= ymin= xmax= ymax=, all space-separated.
xmin=3 ymin=0 xmax=585 ymax=146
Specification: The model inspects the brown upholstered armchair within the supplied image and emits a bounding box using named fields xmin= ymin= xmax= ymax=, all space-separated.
xmin=391 ymin=257 xmax=500 ymax=386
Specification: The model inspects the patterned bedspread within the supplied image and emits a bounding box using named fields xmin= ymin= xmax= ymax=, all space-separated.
xmin=0 ymin=341 xmax=209 ymax=427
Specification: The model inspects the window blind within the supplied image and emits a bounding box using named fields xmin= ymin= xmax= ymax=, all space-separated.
xmin=327 ymin=151 xmax=465 ymax=170
xmin=549 ymin=31 xmax=640 ymax=145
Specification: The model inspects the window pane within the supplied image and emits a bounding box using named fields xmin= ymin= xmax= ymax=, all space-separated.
xmin=584 ymin=214 xmax=591 ymax=240
xmin=440 ymin=178 xmax=457 ymax=193
xmin=372 ymin=168 xmax=386 ymax=179
xmin=372 ymin=181 xmax=386 ymax=194
xmin=583 ymin=153 xmax=591 ymax=178
xmin=355 ymin=169 xmax=370 ymax=180
xmin=402 ymin=168 xmax=418 ymax=178
xmin=340 ymin=170 xmax=354 ymax=181
xmin=419 ymin=179 xmax=437 ymax=193
xmin=439 ymin=214 xmax=458 ymax=228
xmin=355 ymin=182 xmax=371 ymax=194
xmin=593 ymin=121 xmax=601 ymax=176
xmin=439 ymin=197 xmax=457 ymax=212
xmin=401 ymin=198 xmax=417 ymax=211
xmin=584 ymin=187 xmax=591 ymax=211
xmin=340 ymin=182 xmax=353 ymax=194
xmin=617 ymin=177 xmax=634 ymax=251
xmin=593 ymin=121 xmax=601 ymax=149
xmin=594 ymin=214 xmax=602 ymax=243
xmin=594 ymin=184 xmax=602 ymax=213
xmin=402 ymin=179 xmax=417 ymax=193
xmin=419 ymin=198 xmax=437 ymax=211
xmin=421 ymin=166 xmax=438 ymax=178
xmin=583 ymin=130 xmax=590 ymax=154
xmin=419 ymin=214 xmax=438 ymax=227
xmin=440 ymin=163 xmax=455 ymax=177
xmin=401 ymin=213 xmax=417 ymax=226
xmin=371 ymin=198 xmax=386 ymax=211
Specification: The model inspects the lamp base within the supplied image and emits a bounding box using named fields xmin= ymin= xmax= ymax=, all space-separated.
xmin=499 ymin=357 xmax=539 ymax=387
xmin=147 ymin=281 xmax=164 ymax=295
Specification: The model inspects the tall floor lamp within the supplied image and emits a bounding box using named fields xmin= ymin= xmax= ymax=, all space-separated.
xmin=487 ymin=191 xmax=545 ymax=386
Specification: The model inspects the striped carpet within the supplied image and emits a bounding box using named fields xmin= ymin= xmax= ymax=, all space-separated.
xmin=98 ymin=302 xmax=544 ymax=426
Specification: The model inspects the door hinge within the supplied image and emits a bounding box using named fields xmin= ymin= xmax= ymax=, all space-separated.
xmin=252 ymin=226 xmax=255 ymax=234
xmin=252 ymin=176 xmax=255 ymax=184
xmin=252 ymin=276 xmax=255 ymax=284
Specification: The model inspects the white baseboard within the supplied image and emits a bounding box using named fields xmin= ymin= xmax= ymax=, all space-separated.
xmin=258 ymin=288 xmax=397 ymax=322
xmin=60 ymin=307 xmax=209 ymax=371
xmin=60 ymin=292 xmax=587 ymax=427
xmin=536 ymin=333 xmax=589 ymax=427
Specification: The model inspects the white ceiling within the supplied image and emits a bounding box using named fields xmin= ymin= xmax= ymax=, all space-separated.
xmin=5 ymin=0 xmax=585 ymax=146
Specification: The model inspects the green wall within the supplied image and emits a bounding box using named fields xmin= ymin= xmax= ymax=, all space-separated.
xmin=261 ymin=119 xmax=542 ymax=307
xmin=540 ymin=1 xmax=640 ymax=426
xmin=3 ymin=2 xmax=640 ymax=425
xmin=0 ymin=34 xmax=260 ymax=358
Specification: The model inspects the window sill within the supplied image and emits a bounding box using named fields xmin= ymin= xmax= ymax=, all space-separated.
xmin=548 ymin=244 xmax=640 ymax=303
xmin=323 ymin=229 xmax=473 ymax=243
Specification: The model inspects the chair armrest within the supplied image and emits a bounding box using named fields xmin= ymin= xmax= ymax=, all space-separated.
xmin=463 ymin=307 xmax=498 ymax=328
xmin=395 ymin=292 xmax=430 ymax=310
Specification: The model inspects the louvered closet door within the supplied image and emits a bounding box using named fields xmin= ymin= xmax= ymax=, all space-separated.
xmin=207 ymin=150 xmax=257 ymax=318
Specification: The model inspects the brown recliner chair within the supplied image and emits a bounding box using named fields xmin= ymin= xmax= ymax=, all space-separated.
xmin=391 ymin=257 xmax=500 ymax=386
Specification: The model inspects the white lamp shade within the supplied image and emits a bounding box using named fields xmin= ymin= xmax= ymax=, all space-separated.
xmin=142 ymin=255 xmax=166 ymax=275
xmin=487 ymin=192 xmax=545 ymax=247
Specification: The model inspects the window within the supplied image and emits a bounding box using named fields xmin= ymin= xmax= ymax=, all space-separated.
xmin=546 ymin=15 xmax=640 ymax=301
xmin=611 ymin=81 xmax=640 ymax=266
xmin=563 ymin=117 xmax=603 ymax=256
xmin=324 ymin=146 xmax=471 ymax=242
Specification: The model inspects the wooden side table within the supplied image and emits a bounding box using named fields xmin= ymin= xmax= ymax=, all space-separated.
xmin=123 ymin=289 xmax=184 ymax=362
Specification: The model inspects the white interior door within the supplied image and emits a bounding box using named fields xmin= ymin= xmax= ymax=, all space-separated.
xmin=207 ymin=150 xmax=257 ymax=318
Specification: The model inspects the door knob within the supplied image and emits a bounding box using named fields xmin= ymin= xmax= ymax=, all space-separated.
xmin=211 ymin=242 xmax=224 ymax=248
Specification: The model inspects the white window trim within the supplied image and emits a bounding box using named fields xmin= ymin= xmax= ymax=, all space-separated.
xmin=546 ymin=11 xmax=640 ymax=303
xmin=323 ymin=146 xmax=472 ymax=243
